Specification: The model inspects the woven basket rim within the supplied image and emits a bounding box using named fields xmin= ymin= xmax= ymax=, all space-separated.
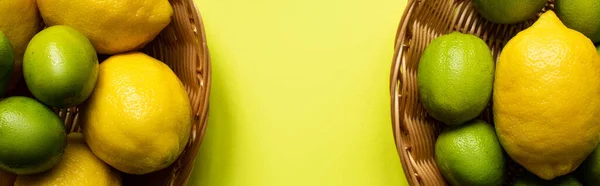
xmin=390 ymin=0 xmax=418 ymax=184
xmin=160 ymin=0 xmax=212 ymax=185
xmin=180 ymin=0 xmax=212 ymax=184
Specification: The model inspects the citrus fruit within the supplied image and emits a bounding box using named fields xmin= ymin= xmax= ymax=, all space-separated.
xmin=0 ymin=0 xmax=41 ymax=57
xmin=577 ymin=142 xmax=600 ymax=185
xmin=0 ymin=96 xmax=67 ymax=175
xmin=472 ymin=0 xmax=547 ymax=24
xmin=23 ymin=25 xmax=99 ymax=108
xmin=81 ymin=52 xmax=192 ymax=174
xmin=36 ymin=0 xmax=173 ymax=54
xmin=552 ymin=176 xmax=583 ymax=186
xmin=435 ymin=120 xmax=506 ymax=186
xmin=0 ymin=0 xmax=42 ymax=93
xmin=555 ymin=0 xmax=600 ymax=43
xmin=514 ymin=172 xmax=582 ymax=186
xmin=417 ymin=32 xmax=494 ymax=126
xmin=0 ymin=31 xmax=14 ymax=96
xmin=494 ymin=11 xmax=600 ymax=180
xmin=15 ymin=133 xmax=121 ymax=186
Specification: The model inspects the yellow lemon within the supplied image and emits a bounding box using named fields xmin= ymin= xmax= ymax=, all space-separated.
xmin=81 ymin=52 xmax=192 ymax=175
xmin=36 ymin=0 xmax=172 ymax=54
xmin=0 ymin=0 xmax=41 ymax=58
xmin=0 ymin=0 xmax=42 ymax=90
xmin=494 ymin=11 xmax=600 ymax=180
xmin=14 ymin=133 xmax=121 ymax=186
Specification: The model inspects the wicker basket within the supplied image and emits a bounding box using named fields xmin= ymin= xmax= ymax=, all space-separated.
xmin=3 ymin=0 xmax=211 ymax=185
xmin=390 ymin=0 xmax=554 ymax=185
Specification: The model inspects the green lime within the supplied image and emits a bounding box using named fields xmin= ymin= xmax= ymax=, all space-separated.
xmin=472 ymin=0 xmax=547 ymax=24
xmin=418 ymin=32 xmax=494 ymax=126
xmin=577 ymin=142 xmax=600 ymax=185
xmin=553 ymin=176 xmax=583 ymax=186
xmin=555 ymin=0 xmax=600 ymax=43
xmin=514 ymin=172 xmax=545 ymax=186
xmin=435 ymin=120 xmax=506 ymax=186
xmin=514 ymin=172 xmax=582 ymax=186
xmin=23 ymin=25 xmax=98 ymax=108
xmin=0 ymin=31 xmax=13 ymax=96
xmin=0 ymin=96 xmax=67 ymax=175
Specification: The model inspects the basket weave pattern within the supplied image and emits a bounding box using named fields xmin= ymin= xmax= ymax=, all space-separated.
xmin=3 ymin=0 xmax=210 ymax=185
xmin=390 ymin=0 xmax=553 ymax=185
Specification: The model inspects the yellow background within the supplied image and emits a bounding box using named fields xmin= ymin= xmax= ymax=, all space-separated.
xmin=189 ymin=0 xmax=408 ymax=185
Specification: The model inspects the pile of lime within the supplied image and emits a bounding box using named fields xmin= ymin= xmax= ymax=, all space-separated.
xmin=0 ymin=0 xmax=193 ymax=185
xmin=420 ymin=1 xmax=600 ymax=185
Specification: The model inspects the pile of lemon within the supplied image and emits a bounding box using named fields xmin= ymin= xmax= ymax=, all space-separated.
xmin=0 ymin=0 xmax=193 ymax=185
xmin=418 ymin=0 xmax=600 ymax=185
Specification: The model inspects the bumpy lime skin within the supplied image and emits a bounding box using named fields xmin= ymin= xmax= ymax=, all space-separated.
xmin=23 ymin=25 xmax=98 ymax=108
xmin=0 ymin=96 xmax=67 ymax=175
